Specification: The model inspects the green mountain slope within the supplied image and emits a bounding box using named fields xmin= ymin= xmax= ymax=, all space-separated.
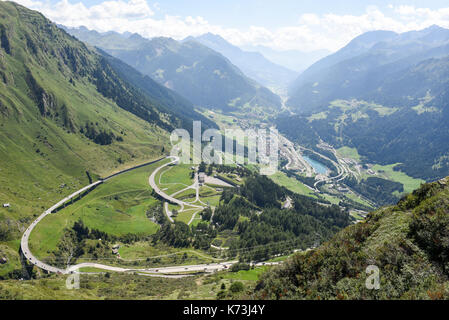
xmin=64 ymin=27 xmax=281 ymax=113
xmin=0 ymin=1 xmax=207 ymax=278
xmin=254 ymin=177 xmax=449 ymax=299
xmin=98 ymin=49 xmax=217 ymax=132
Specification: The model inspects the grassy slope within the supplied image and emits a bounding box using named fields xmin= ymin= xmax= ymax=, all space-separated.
xmin=254 ymin=178 xmax=449 ymax=300
xmin=336 ymin=146 xmax=361 ymax=161
xmin=268 ymin=172 xmax=316 ymax=198
xmin=0 ymin=268 xmax=264 ymax=300
xmin=28 ymin=160 xmax=170 ymax=260
xmin=372 ymin=163 xmax=425 ymax=194
xmin=0 ymin=2 xmax=172 ymax=277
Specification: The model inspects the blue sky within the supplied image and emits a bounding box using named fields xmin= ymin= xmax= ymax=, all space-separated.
xmin=13 ymin=0 xmax=449 ymax=52
xmin=50 ymin=0 xmax=449 ymax=26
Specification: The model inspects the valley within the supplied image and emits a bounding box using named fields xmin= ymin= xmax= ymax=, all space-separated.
xmin=199 ymin=107 xmax=418 ymax=218
xmin=1 ymin=0 xmax=449 ymax=303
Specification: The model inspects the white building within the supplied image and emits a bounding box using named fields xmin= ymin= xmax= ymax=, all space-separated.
xmin=2 ymin=203 xmax=10 ymax=208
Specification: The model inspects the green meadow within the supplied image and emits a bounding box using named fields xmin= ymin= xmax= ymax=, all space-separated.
xmin=28 ymin=160 xmax=169 ymax=259
xmin=268 ymin=171 xmax=316 ymax=198
xmin=372 ymin=163 xmax=425 ymax=194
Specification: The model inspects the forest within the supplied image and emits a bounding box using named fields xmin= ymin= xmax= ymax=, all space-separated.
xmin=212 ymin=174 xmax=351 ymax=261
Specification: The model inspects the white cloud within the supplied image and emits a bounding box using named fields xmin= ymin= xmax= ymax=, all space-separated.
xmin=10 ymin=0 xmax=449 ymax=52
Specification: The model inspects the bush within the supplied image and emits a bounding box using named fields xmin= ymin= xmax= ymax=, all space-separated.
xmin=229 ymin=281 xmax=244 ymax=293
xmin=231 ymin=262 xmax=250 ymax=272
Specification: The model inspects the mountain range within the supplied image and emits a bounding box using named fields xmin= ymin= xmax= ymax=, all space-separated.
xmin=187 ymin=33 xmax=298 ymax=92
xmin=242 ymin=44 xmax=330 ymax=74
xmin=65 ymin=27 xmax=282 ymax=113
xmin=279 ymin=25 xmax=449 ymax=180
xmin=1 ymin=0 xmax=449 ymax=301
xmin=287 ymin=25 xmax=449 ymax=112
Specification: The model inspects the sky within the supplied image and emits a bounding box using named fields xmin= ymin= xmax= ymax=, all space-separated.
xmin=10 ymin=0 xmax=449 ymax=52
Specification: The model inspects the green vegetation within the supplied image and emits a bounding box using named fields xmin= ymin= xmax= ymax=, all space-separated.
xmin=200 ymin=195 xmax=221 ymax=208
xmin=159 ymin=164 xmax=193 ymax=187
xmin=118 ymin=242 xmax=217 ymax=263
xmin=254 ymin=178 xmax=449 ymax=300
xmin=29 ymin=161 xmax=167 ymax=259
xmin=0 ymin=1 xmax=211 ymax=279
xmin=343 ymin=176 xmax=404 ymax=206
xmin=175 ymin=209 xmax=200 ymax=224
xmin=372 ymin=163 xmax=425 ymax=194
xmin=0 ymin=273 xmax=200 ymax=299
xmin=67 ymin=27 xmax=281 ymax=113
xmin=268 ymin=171 xmax=316 ymax=198
xmin=337 ymin=146 xmax=361 ymax=161
xmin=283 ymin=30 xmax=449 ymax=182
xmin=214 ymin=175 xmax=350 ymax=261
xmin=223 ymin=266 xmax=269 ymax=281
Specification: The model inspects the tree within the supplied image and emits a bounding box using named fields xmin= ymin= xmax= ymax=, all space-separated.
xmin=201 ymin=207 xmax=212 ymax=221
xmin=199 ymin=161 xmax=206 ymax=173
xmin=229 ymin=281 xmax=244 ymax=293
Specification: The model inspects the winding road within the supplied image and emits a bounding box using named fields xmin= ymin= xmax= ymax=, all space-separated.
xmin=149 ymin=156 xmax=205 ymax=222
xmin=20 ymin=156 xmax=244 ymax=276
xmin=21 ymin=181 xmax=104 ymax=274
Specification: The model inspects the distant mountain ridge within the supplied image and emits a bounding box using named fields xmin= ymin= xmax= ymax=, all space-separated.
xmin=188 ymin=33 xmax=298 ymax=91
xmin=65 ymin=27 xmax=281 ymax=113
xmin=242 ymin=45 xmax=330 ymax=74
xmin=278 ymin=25 xmax=449 ymax=181
xmin=287 ymin=25 xmax=449 ymax=111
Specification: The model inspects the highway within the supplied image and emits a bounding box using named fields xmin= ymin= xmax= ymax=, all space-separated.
xmin=21 ymin=180 xmax=104 ymax=274
xmin=21 ymin=155 xmax=284 ymax=277
xmin=149 ymin=156 xmax=204 ymax=211
xmin=66 ymin=260 xmax=279 ymax=275
xmin=20 ymin=157 xmax=240 ymax=276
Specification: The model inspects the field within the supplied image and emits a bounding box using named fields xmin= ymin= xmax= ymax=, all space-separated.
xmin=175 ymin=208 xmax=201 ymax=224
xmin=371 ymin=163 xmax=425 ymax=194
xmin=28 ymin=160 xmax=169 ymax=259
xmin=118 ymin=242 xmax=219 ymax=263
xmin=200 ymin=195 xmax=221 ymax=208
xmin=221 ymin=266 xmax=269 ymax=281
xmin=336 ymin=146 xmax=361 ymax=161
xmin=156 ymin=164 xmax=194 ymax=195
xmin=268 ymin=171 xmax=317 ymax=198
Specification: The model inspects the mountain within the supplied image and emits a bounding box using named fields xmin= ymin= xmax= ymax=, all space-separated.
xmin=65 ymin=27 xmax=282 ymax=113
xmin=254 ymin=177 xmax=449 ymax=299
xmin=188 ymin=33 xmax=298 ymax=91
xmin=242 ymin=44 xmax=330 ymax=73
xmin=0 ymin=1 xmax=219 ymax=278
xmin=279 ymin=26 xmax=449 ymax=181
xmin=287 ymin=26 xmax=449 ymax=112
xmin=96 ymin=49 xmax=216 ymax=133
